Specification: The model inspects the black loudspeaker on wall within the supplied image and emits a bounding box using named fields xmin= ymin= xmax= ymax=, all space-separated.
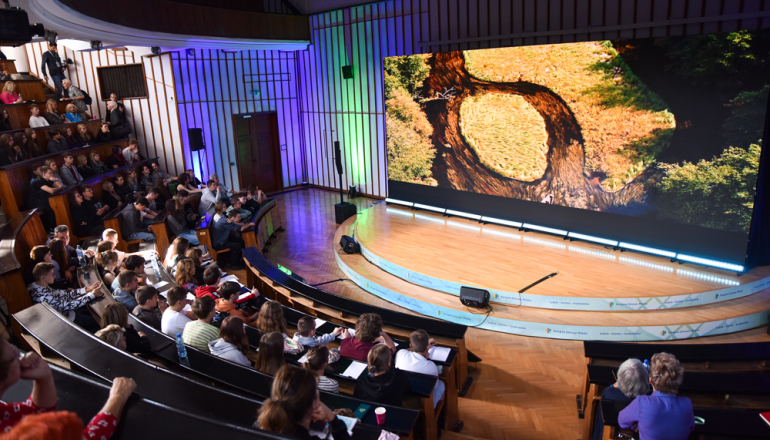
xmin=341 ymin=65 xmax=353 ymax=79
xmin=188 ymin=128 xmax=205 ymax=151
xmin=334 ymin=141 xmax=343 ymax=174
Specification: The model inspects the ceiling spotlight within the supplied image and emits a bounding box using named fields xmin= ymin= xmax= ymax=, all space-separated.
xmin=90 ymin=40 xmax=102 ymax=51
xmin=186 ymin=48 xmax=195 ymax=56
xmin=151 ymin=46 xmax=161 ymax=55
xmin=44 ymin=30 xmax=58 ymax=45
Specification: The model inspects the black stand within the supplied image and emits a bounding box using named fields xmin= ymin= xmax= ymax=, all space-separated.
xmin=334 ymin=163 xmax=356 ymax=224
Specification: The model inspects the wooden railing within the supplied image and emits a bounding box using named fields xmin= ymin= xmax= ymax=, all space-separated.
xmin=1 ymin=100 xmax=72 ymax=130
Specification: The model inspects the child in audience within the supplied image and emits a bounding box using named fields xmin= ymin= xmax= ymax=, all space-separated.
xmin=211 ymin=208 xmax=253 ymax=270
xmin=165 ymin=200 xmax=200 ymax=245
xmin=161 ymin=286 xmax=195 ymax=337
xmin=126 ymin=168 xmax=139 ymax=192
xmin=209 ymin=316 xmax=252 ymax=367
xmin=113 ymin=270 xmax=139 ymax=310
xmin=256 ymin=301 xmax=289 ymax=338
xmin=195 ymin=265 xmax=222 ymax=299
xmin=48 ymin=238 xmax=74 ymax=285
xmin=339 ymin=313 xmax=396 ymax=361
xmin=121 ymin=198 xmax=155 ymax=242
xmin=256 ymin=365 xmax=350 ymax=440
xmin=293 ymin=315 xmax=343 ymax=348
xmin=110 ymin=254 xmax=146 ymax=292
xmin=215 ymin=281 xmax=260 ymax=325
xmin=164 ymin=236 xmax=190 ymax=274
xmin=27 ymin=262 xmax=102 ymax=332
xmin=132 ymin=285 xmax=168 ymax=331
xmin=89 ymin=151 xmax=109 ymax=175
xmin=395 ymin=329 xmax=445 ymax=408
xmin=226 ymin=195 xmax=252 ymax=221
xmin=185 ymin=247 xmax=206 ymax=285
xmin=354 ymin=344 xmax=411 ymax=407
xmin=113 ymin=174 xmax=132 ymax=201
xmin=76 ymin=154 xmax=95 ymax=179
xmin=182 ymin=296 xmax=219 ymax=353
xmin=95 ymin=249 xmax=119 ymax=287
xmin=175 ymin=259 xmax=199 ymax=293
xmin=303 ymin=346 xmax=339 ymax=393
xmin=96 ymin=324 xmax=126 ymax=350
xmin=76 ymin=123 xmax=93 ymax=147
xmin=175 ymin=190 xmax=200 ymax=228
xmin=101 ymin=302 xmax=151 ymax=356
xmin=254 ymin=331 xmax=286 ymax=375
xmin=102 ymin=181 xmax=123 ymax=211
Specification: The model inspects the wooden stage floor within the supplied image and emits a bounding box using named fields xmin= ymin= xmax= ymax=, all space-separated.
xmin=253 ymin=188 xmax=770 ymax=440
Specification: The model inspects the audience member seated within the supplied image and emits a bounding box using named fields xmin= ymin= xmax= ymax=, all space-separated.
xmin=303 ymin=346 xmax=339 ymax=393
xmin=619 ymin=352 xmax=693 ymax=440
xmin=113 ymin=173 xmax=132 ymax=201
xmin=132 ymin=285 xmax=167 ymax=331
xmin=12 ymin=132 xmax=31 ymax=161
xmin=110 ymin=254 xmax=146 ymax=292
xmin=0 ymin=61 xmax=7 ymax=81
xmin=48 ymin=238 xmax=75 ymax=286
xmin=107 ymin=101 xmax=131 ymax=138
xmin=0 ymin=81 xmax=22 ymax=104
xmin=125 ymin=168 xmax=139 ymax=193
xmin=122 ymin=140 xmax=140 ymax=164
xmin=95 ymin=122 xmax=112 ymax=144
xmin=109 ymin=93 xmax=125 ymax=114
xmin=339 ymin=313 xmax=396 ymax=362
xmin=215 ymin=281 xmax=259 ymax=325
xmin=107 ymin=144 xmax=126 ymax=169
xmin=212 ymin=209 xmax=254 ymax=270
xmin=182 ymin=296 xmax=219 ymax=353
xmin=102 ymin=181 xmax=123 ymax=211
xmin=95 ymin=249 xmax=119 ymax=287
xmin=64 ymin=103 xmax=82 ymax=123
xmin=185 ymin=247 xmax=206 ymax=285
xmin=0 ymin=134 xmax=16 ymax=165
xmin=75 ymin=123 xmax=92 ymax=147
xmin=121 ymin=198 xmax=155 ymax=242
xmin=592 ymin=358 xmax=650 ymax=440
xmin=212 ymin=201 xmax=226 ymax=223
xmin=235 ymin=192 xmax=255 ymax=216
xmin=30 ymin=166 xmax=62 ymax=232
xmin=198 ymin=179 xmax=226 ymax=217
xmin=139 ymin=164 xmax=154 ymax=189
xmin=226 ymin=195 xmax=252 ymax=221
xmin=64 ymin=126 xmax=80 ymax=149
xmin=45 ymin=131 xmax=68 ymax=156
xmin=151 ymin=162 xmax=176 ymax=181
xmin=165 ymin=200 xmax=200 ymax=246
xmin=100 ymin=302 xmax=151 ymax=356
xmin=62 ymin=79 xmax=88 ymax=120
xmin=354 ymin=344 xmax=411 ymax=407
xmin=0 ymin=329 xmax=137 ymax=439
xmin=27 ymin=262 xmax=102 ymax=332
xmin=43 ymin=159 xmax=62 ymax=181
xmin=246 ymin=184 xmax=267 ymax=210
xmin=43 ymin=99 xmax=65 ymax=126
xmin=96 ymin=324 xmax=126 ymax=350
xmin=196 ymin=265 xmax=222 ymax=300
xmin=59 ymin=152 xmax=83 ymax=186
xmin=82 ymin=183 xmax=110 ymax=217
xmin=293 ymin=316 xmax=343 ymax=349
xmin=161 ymin=286 xmax=194 ymax=337
xmin=24 ymin=128 xmax=44 ymax=157
xmin=28 ymin=245 xmax=64 ymax=289
xmin=48 ymin=225 xmax=83 ymax=268
xmin=174 ymin=191 xmax=200 ymax=228
xmin=0 ymin=109 xmax=11 ymax=132
xmin=145 ymin=188 xmax=162 ymax=215
xmin=155 ymin=177 xmax=173 ymax=204
xmin=395 ymin=329 xmax=445 ymax=408
xmin=89 ymin=151 xmax=109 ymax=175
xmin=209 ymin=173 xmax=235 ymax=197
xmin=256 ymin=365 xmax=350 ymax=440
xmin=69 ymin=192 xmax=102 ymax=238
xmin=256 ymin=300 xmax=290 ymax=338
xmin=175 ymin=259 xmax=199 ymax=293
xmin=29 ymin=105 xmax=50 ymax=128
xmin=176 ymin=173 xmax=202 ymax=195
xmin=164 ymin=237 xmax=191 ymax=274
xmin=113 ymin=270 xmax=140 ymax=310
xmin=209 ymin=316 xmax=252 ymax=367
xmin=75 ymin=154 xmax=95 ymax=178
xmin=254 ymin=331 xmax=287 ymax=375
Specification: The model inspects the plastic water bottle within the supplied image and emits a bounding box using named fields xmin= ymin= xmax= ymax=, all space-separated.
xmin=18 ymin=94 xmax=22 ymax=102
xmin=151 ymin=257 xmax=161 ymax=281
xmin=643 ymin=359 xmax=649 ymax=371
xmin=176 ymin=334 xmax=190 ymax=367
xmin=76 ymin=245 xmax=86 ymax=267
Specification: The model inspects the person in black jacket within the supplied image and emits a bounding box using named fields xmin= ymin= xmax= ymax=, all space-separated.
xmin=41 ymin=43 xmax=67 ymax=100
xmin=69 ymin=191 xmax=103 ymax=238
xmin=96 ymin=122 xmax=113 ymax=144
xmin=100 ymin=302 xmax=152 ymax=357
xmin=256 ymin=365 xmax=352 ymax=440
xmin=354 ymin=344 xmax=411 ymax=407
xmin=107 ymin=101 xmax=131 ymax=138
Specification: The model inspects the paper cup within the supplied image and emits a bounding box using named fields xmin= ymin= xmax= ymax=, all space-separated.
xmin=375 ymin=407 xmax=386 ymax=424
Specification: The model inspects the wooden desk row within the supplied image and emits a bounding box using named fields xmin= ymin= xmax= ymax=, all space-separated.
xmin=0 ymin=119 xmax=102 ymax=155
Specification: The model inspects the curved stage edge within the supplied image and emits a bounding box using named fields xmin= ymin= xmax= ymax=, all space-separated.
xmin=355 ymin=238 xmax=770 ymax=312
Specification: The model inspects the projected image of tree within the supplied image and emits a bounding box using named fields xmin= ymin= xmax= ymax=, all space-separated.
xmin=386 ymin=31 xmax=770 ymax=233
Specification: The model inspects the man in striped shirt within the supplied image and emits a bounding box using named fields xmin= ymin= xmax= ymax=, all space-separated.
xmin=182 ymin=296 xmax=219 ymax=353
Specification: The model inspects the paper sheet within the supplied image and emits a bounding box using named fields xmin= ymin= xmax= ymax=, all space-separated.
xmin=221 ymin=274 xmax=239 ymax=284
xmin=337 ymin=415 xmax=358 ymax=433
xmin=186 ymin=293 xmax=196 ymax=301
xmin=152 ymin=281 xmax=169 ymax=289
xmin=429 ymin=346 xmax=451 ymax=362
xmin=340 ymin=361 xmax=367 ymax=379
xmin=314 ymin=318 xmax=327 ymax=329
xmin=297 ymin=353 xmax=308 ymax=364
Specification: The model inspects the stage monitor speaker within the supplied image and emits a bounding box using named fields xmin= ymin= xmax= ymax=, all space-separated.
xmin=340 ymin=234 xmax=360 ymax=254
xmin=188 ymin=128 xmax=205 ymax=151
xmin=341 ymin=65 xmax=353 ymax=79
xmin=334 ymin=141 xmax=343 ymax=175
xmin=460 ymin=286 xmax=490 ymax=308
xmin=335 ymin=202 xmax=356 ymax=225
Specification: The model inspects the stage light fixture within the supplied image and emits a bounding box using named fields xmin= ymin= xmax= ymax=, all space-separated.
xmin=90 ymin=40 xmax=102 ymax=51
xmin=151 ymin=46 xmax=161 ymax=55
xmin=446 ymin=209 xmax=481 ymax=220
xmin=384 ymin=198 xmax=413 ymax=207
xmin=480 ymin=216 xmax=523 ymax=228
xmin=567 ymin=232 xmax=618 ymax=246
xmin=523 ymin=223 xmax=567 ymax=236
xmin=413 ymin=203 xmax=446 ymax=214
xmin=675 ymin=254 xmax=744 ymax=273
xmin=618 ymin=242 xmax=677 ymax=259
xmin=186 ymin=48 xmax=195 ymax=56
xmin=44 ymin=30 xmax=58 ymax=45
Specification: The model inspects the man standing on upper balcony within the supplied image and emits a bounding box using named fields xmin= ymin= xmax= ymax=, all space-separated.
xmin=41 ymin=43 xmax=67 ymax=100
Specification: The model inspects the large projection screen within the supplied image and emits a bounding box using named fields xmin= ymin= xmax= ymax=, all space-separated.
xmin=385 ymin=32 xmax=770 ymax=264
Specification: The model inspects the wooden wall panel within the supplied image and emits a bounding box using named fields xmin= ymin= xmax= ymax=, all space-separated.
xmin=23 ymin=44 xmax=183 ymax=176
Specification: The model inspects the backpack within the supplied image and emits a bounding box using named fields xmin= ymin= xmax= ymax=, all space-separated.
xmin=81 ymin=89 xmax=92 ymax=106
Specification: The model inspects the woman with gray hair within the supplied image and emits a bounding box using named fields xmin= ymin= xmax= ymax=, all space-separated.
xmin=591 ymin=358 xmax=650 ymax=440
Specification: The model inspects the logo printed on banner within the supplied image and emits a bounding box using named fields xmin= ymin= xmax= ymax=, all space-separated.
xmin=661 ymin=330 xmax=667 ymax=336
xmin=546 ymin=328 xmax=552 ymax=333
xmin=609 ymin=302 xmax=614 ymax=308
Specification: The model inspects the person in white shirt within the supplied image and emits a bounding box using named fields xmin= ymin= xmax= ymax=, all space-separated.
xmin=395 ymin=329 xmax=445 ymax=408
xmin=29 ymin=104 xmax=50 ymax=128
xmin=160 ymin=286 xmax=195 ymax=337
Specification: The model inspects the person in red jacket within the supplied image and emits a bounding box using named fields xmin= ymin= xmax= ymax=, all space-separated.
xmin=195 ymin=264 xmax=223 ymax=300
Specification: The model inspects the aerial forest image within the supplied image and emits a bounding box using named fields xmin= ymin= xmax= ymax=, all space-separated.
xmin=385 ymin=30 xmax=770 ymax=234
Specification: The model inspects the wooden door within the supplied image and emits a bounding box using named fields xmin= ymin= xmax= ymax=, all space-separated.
xmin=234 ymin=112 xmax=282 ymax=193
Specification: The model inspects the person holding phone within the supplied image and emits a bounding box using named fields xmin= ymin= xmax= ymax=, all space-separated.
xmin=27 ymin=262 xmax=103 ymax=332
